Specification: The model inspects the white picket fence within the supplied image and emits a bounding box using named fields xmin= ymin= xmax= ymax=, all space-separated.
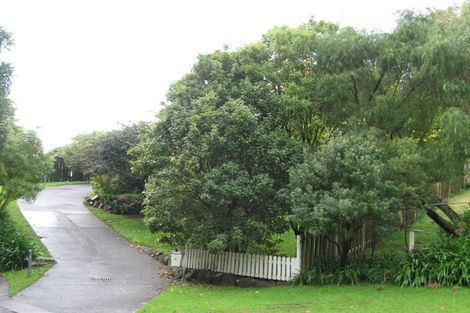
xmin=172 ymin=247 xmax=300 ymax=281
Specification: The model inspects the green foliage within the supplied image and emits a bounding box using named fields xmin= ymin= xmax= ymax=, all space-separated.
xmin=424 ymin=108 xmax=470 ymax=183
xmin=0 ymin=216 xmax=37 ymax=271
xmin=382 ymin=137 xmax=433 ymax=209
xmin=294 ymin=253 xmax=402 ymax=286
xmin=91 ymin=174 xmax=123 ymax=200
xmin=88 ymin=206 xmax=172 ymax=253
xmin=4 ymin=201 xmax=50 ymax=258
xmin=47 ymin=130 xmax=106 ymax=174
xmin=289 ymin=133 xmax=401 ymax=264
xmin=86 ymin=126 xmax=144 ymax=191
xmin=134 ymin=96 xmax=301 ymax=253
xmin=51 ymin=125 xmax=144 ymax=197
xmin=460 ymin=207 xmax=470 ymax=226
xmin=0 ymin=125 xmax=49 ymax=213
xmin=397 ymin=232 xmax=470 ymax=287
xmin=0 ymin=26 xmax=13 ymax=151
xmin=136 ymin=2 xmax=470 ymax=253
xmin=3 ymin=264 xmax=52 ymax=296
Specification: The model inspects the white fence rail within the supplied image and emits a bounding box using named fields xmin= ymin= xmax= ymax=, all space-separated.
xmin=172 ymin=247 xmax=300 ymax=281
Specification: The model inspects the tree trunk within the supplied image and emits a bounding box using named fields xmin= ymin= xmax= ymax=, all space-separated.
xmin=339 ymin=239 xmax=352 ymax=266
xmin=425 ymin=206 xmax=459 ymax=236
xmin=435 ymin=198 xmax=461 ymax=224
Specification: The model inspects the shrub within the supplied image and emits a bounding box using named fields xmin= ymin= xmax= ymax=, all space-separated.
xmin=0 ymin=217 xmax=37 ymax=271
xmin=397 ymin=231 xmax=470 ymax=287
xmin=91 ymin=174 xmax=121 ymax=201
xmin=88 ymin=193 xmax=143 ymax=215
xmin=293 ymin=253 xmax=403 ymax=286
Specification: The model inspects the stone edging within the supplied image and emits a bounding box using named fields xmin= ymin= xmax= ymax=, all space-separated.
xmin=134 ymin=245 xmax=171 ymax=266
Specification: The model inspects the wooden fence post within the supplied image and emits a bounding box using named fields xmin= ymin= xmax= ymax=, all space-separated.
xmin=408 ymin=231 xmax=415 ymax=251
xmin=292 ymin=235 xmax=301 ymax=275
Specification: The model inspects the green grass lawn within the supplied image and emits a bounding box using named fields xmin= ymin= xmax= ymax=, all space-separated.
xmin=1 ymin=201 xmax=52 ymax=296
xmin=139 ymin=283 xmax=470 ymax=313
xmin=448 ymin=188 xmax=470 ymax=212
xmin=39 ymin=181 xmax=89 ymax=189
xmin=88 ymin=207 xmax=173 ymax=253
xmin=2 ymin=265 xmax=52 ymax=296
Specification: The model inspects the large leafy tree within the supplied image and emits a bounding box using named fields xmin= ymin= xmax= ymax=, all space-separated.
xmin=271 ymin=6 xmax=470 ymax=236
xmin=47 ymin=131 xmax=106 ymax=175
xmin=0 ymin=27 xmax=13 ymax=151
xmin=134 ymin=95 xmax=300 ymax=252
xmin=87 ymin=125 xmax=144 ymax=196
xmin=289 ymin=133 xmax=402 ymax=265
xmin=136 ymin=2 xmax=470 ymax=254
xmin=51 ymin=126 xmax=144 ymax=197
xmin=0 ymin=125 xmax=48 ymax=213
xmin=0 ymin=28 xmax=48 ymax=215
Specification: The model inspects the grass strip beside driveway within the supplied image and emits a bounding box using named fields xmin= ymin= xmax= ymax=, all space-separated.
xmin=139 ymin=283 xmax=470 ymax=313
xmin=88 ymin=206 xmax=173 ymax=253
xmin=2 ymin=265 xmax=52 ymax=297
xmin=1 ymin=202 xmax=52 ymax=296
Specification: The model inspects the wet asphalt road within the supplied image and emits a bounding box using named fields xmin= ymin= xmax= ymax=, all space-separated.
xmin=12 ymin=185 xmax=169 ymax=313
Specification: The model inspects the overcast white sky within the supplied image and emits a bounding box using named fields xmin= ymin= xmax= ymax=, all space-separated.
xmin=0 ymin=0 xmax=464 ymax=151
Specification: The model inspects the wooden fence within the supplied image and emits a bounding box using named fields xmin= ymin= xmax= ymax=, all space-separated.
xmin=172 ymin=212 xmax=418 ymax=278
xmin=171 ymin=160 xmax=470 ymax=277
xmin=436 ymin=159 xmax=470 ymax=200
xmin=300 ymin=222 xmax=374 ymax=271
xmin=173 ymin=246 xmax=301 ymax=281
xmin=465 ymin=160 xmax=470 ymax=186
xmin=300 ymin=211 xmax=418 ymax=271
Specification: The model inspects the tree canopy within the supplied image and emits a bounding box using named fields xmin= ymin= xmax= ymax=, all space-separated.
xmin=0 ymin=27 xmax=14 ymax=151
xmin=289 ymin=134 xmax=400 ymax=264
xmin=0 ymin=125 xmax=48 ymax=213
xmin=0 ymin=27 xmax=48 ymax=214
xmin=133 ymin=97 xmax=300 ymax=252
xmin=133 ymin=3 xmax=470 ymax=254
xmin=50 ymin=125 xmax=144 ymax=198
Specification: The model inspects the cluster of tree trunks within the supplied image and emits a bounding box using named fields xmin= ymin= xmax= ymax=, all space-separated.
xmin=48 ymin=156 xmax=89 ymax=182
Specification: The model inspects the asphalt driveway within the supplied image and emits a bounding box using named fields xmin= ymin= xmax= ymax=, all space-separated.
xmin=5 ymin=184 xmax=169 ymax=313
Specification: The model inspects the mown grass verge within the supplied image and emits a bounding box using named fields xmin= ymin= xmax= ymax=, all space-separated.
xmin=39 ymin=181 xmax=89 ymax=189
xmin=2 ymin=264 xmax=52 ymax=296
xmin=1 ymin=201 xmax=52 ymax=296
xmin=139 ymin=283 xmax=470 ymax=313
xmin=88 ymin=206 xmax=173 ymax=253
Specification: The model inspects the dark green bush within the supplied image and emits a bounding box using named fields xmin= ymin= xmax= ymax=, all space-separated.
xmin=397 ymin=231 xmax=470 ymax=287
xmin=91 ymin=174 xmax=121 ymax=201
xmin=293 ymin=263 xmax=337 ymax=285
xmin=0 ymin=217 xmax=37 ymax=271
xmin=293 ymin=253 xmax=403 ymax=286
xmin=295 ymin=231 xmax=470 ymax=287
xmin=89 ymin=192 xmax=143 ymax=215
xmin=460 ymin=207 xmax=470 ymax=234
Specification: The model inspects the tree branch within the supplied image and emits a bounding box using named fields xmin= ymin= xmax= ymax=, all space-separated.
xmin=368 ymin=70 xmax=386 ymax=102
xmin=434 ymin=199 xmax=461 ymax=224
xmin=424 ymin=205 xmax=459 ymax=236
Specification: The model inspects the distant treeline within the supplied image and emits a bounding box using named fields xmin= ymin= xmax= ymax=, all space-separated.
xmin=47 ymin=156 xmax=89 ymax=182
